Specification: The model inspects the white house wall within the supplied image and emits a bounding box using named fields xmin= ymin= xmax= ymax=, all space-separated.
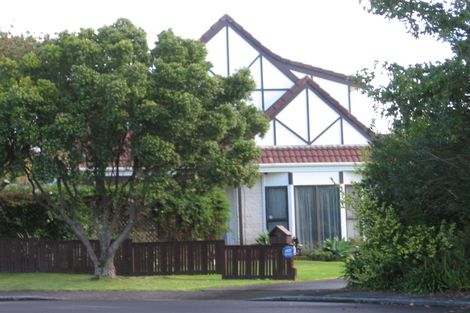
xmin=240 ymin=178 xmax=264 ymax=244
xmin=293 ymin=172 xmax=340 ymax=185
xmin=308 ymin=90 xmax=340 ymax=142
xmin=255 ymin=120 xmax=275 ymax=146
xmin=311 ymin=120 xmax=342 ymax=145
xmin=275 ymin=122 xmax=308 ymax=146
xmin=263 ymin=90 xmax=287 ymax=110
xmin=205 ymin=29 xmax=227 ymax=76
xmin=343 ymin=120 xmax=369 ymax=145
xmin=261 ymin=57 xmax=294 ymax=90
xmin=344 ymin=171 xmax=362 ymax=184
xmin=249 ymin=57 xmax=263 ymax=89
xmin=313 ymin=77 xmax=350 ymax=111
xmin=224 ymin=187 xmax=239 ymax=245
xmin=277 ymin=90 xmax=309 ymax=142
xmin=264 ymin=173 xmax=289 ymax=186
xmin=227 ymin=27 xmax=259 ymax=74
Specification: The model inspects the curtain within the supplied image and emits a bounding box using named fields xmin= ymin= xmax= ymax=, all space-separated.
xmin=295 ymin=186 xmax=317 ymax=249
xmin=318 ymin=186 xmax=341 ymax=241
xmin=294 ymin=185 xmax=341 ymax=248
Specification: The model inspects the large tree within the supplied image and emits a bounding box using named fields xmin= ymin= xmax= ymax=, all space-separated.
xmin=359 ymin=0 xmax=470 ymax=226
xmin=0 ymin=19 xmax=268 ymax=277
xmin=345 ymin=0 xmax=470 ymax=291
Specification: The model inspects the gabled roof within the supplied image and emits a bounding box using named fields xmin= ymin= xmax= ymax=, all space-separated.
xmin=265 ymin=76 xmax=373 ymax=140
xmin=260 ymin=145 xmax=365 ymax=164
xmin=200 ymin=14 xmax=351 ymax=85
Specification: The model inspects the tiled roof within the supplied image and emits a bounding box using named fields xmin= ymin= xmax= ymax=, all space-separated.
xmin=260 ymin=145 xmax=365 ymax=164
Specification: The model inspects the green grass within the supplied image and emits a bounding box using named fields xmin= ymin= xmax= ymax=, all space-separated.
xmin=295 ymin=260 xmax=344 ymax=281
xmin=0 ymin=260 xmax=343 ymax=291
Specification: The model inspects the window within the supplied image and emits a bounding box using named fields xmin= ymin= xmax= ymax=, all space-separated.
xmin=265 ymin=186 xmax=289 ymax=231
xmin=294 ymin=185 xmax=341 ymax=249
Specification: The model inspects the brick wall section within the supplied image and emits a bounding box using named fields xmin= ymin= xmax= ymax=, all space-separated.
xmin=240 ymin=179 xmax=264 ymax=244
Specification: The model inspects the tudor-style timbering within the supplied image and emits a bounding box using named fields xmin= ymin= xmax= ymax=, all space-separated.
xmin=201 ymin=15 xmax=371 ymax=149
xmin=202 ymin=15 xmax=369 ymax=246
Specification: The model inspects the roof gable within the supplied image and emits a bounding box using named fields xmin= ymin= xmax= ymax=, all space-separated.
xmin=265 ymin=76 xmax=372 ymax=141
xmin=201 ymin=15 xmax=374 ymax=147
xmin=200 ymin=14 xmax=350 ymax=85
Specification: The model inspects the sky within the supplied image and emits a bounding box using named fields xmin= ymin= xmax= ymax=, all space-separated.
xmin=1 ymin=0 xmax=454 ymax=131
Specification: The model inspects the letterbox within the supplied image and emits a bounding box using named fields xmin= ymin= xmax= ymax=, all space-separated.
xmin=269 ymin=225 xmax=292 ymax=245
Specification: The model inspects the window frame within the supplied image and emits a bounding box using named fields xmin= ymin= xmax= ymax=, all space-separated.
xmin=265 ymin=186 xmax=289 ymax=231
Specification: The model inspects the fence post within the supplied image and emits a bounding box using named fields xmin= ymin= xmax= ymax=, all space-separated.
xmin=122 ymin=239 xmax=132 ymax=275
xmin=215 ymin=240 xmax=225 ymax=275
xmin=259 ymin=246 xmax=266 ymax=278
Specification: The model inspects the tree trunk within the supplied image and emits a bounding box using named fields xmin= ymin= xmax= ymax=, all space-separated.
xmin=94 ymin=254 xmax=117 ymax=278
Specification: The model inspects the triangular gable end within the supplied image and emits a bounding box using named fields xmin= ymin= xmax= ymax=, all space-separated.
xmin=266 ymin=76 xmax=372 ymax=145
xmin=201 ymin=15 xmax=296 ymax=88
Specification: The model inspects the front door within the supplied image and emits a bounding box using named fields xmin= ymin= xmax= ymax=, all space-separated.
xmin=265 ymin=186 xmax=289 ymax=231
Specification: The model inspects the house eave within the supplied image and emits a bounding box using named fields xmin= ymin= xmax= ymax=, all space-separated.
xmin=259 ymin=162 xmax=363 ymax=173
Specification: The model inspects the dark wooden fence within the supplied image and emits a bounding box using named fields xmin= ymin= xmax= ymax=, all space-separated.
xmin=223 ymin=244 xmax=296 ymax=280
xmin=0 ymin=238 xmax=295 ymax=280
xmin=0 ymin=238 xmax=224 ymax=276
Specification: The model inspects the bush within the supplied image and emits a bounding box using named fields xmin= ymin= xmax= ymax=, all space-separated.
xmin=323 ymin=238 xmax=352 ymax=259
xmin=255 ymin=233 xmax=270 ymax=246
xmin=305 ymin=238 xmax=352 ymax=261
xmin=0 ymin=192 xmax=74 ymax=239
xmin=344 ymin=191 xmax=470 ymax=292
xmin=151 ymin=186 xmax=230 ymax=241
xmin=305 ymin=249 xmax=339 ymax=261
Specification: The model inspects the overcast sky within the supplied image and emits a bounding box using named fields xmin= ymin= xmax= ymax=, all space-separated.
xmin=1 ymin=0 xmax=453 ymax=73
xmin=1 ymin=0 xmax=454 ymax=131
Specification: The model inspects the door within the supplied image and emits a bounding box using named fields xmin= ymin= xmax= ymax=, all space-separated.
xmin=265 ymin=186 xmax=289 ymax=231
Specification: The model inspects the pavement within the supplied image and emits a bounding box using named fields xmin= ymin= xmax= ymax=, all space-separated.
xmin=0 ymin=279 xmax=469 ymax=309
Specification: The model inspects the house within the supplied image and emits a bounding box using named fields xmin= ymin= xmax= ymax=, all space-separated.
xmin=200 ymin=15 xmax=372 ymax=248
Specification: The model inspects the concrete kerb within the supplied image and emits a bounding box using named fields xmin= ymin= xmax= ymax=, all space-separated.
xmin=254 ymin=295 xmax=470 ymax=309
xmin=0 ymin=296 xmax=58 ymax=301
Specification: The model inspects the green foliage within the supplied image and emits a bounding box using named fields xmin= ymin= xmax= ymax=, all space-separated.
xmin=322 ymin=238 xmax=352 ymax=259
xmin=347 ymin=0 xmax=470 ymax=292
xmin=344 ymin=190 xmax=470 ymax=292
xmin=305 ymin=238 xmax=352 ymax=261
xmin=255 ymin=233 xmax=270 ymax=246
xmin=305 ymin=249 xmax=337 ymax=261
xmin=151 ymin=187 xmax=230 ymax=241
xmin=0 ymin=192 xmax=73 ymax=239
xmin=0 ymin=19 xmax=268 ymax=275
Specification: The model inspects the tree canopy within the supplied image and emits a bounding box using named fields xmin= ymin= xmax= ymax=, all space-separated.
xmin=0 ymin=19 xmax=268 ymax=277
xmin=345 ymin=0 xmax=470 ymax=292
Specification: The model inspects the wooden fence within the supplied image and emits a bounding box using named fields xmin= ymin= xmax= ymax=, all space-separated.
xmin=0 ymin=238 xmax=224 ymax=276
xmin=223 ymin=244 xmax=296 ymax=280
xmin=0 ymin=238 xmax=295 ymax=279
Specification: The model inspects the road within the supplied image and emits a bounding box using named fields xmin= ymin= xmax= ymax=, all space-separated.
xmin=0 ymin=300 xmax=467 ymax=313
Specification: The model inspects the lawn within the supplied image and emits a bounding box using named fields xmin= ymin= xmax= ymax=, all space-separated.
xmin=0 ymin=260 xmax=344 ymax=291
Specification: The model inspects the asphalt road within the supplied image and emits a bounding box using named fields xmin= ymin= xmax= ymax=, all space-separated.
xmin=0 ymin=300 xmax=467 ymax=313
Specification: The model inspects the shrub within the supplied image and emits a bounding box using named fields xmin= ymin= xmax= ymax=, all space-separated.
xmin=0 ymin=192 xmax=74 ymax=239
xmin=344 ymin=191 xmax=470 ymax=292
xmin=323 ymin=238 xmax=352 ymax=259
xmin=305 ymin=249 xmax=338 ymax=261
xmin=305 ymin=238 xmax=352 ymax=261
xmin=151 ymin=186 xmax=230 ymax=241
xmin=255 ymin=233 xmax=270 ymax=246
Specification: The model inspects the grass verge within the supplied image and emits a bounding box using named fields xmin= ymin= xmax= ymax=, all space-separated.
xmin=0 ymin=260 xmax=343 ymax=291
